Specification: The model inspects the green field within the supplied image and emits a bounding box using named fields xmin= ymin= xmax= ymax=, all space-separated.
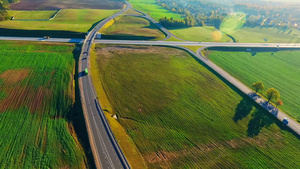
xmin=0 ymin=41 xmax=89 ymax=168
xmin=209 ymin=49 xmax=300 ymax=121
xmin=100 ymin=15 xmax=165 ymax=40
xmin=93 ymin=45 xmax=300 ymax=168
xmin=230 ymin=27 xmax=300 ymax=43
xmin=8 ymin=10 xmax=57 ymax=20
xmin=0 ymin=9 xmax=118 ymax=33
xmin=170 ymin=26 xmax=232 ymax=42
xmin=129 ymin=0 xmax=183 ymax=21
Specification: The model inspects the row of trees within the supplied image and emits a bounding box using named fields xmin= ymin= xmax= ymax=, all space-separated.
xmin=252 ymin=81 xmax=283 ymax=108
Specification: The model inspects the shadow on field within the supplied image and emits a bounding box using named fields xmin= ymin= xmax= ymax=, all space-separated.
xmin=233 ymin=97 xmax=253 ymax=122
xmin=247 ymin=108 xmax=275 ymax=137
xmin=65 ymin=44 xmax=96 ymax=169
xmin=101 ymin=34 xmax=156 ymax=40
xmin=87 ymin=18 xmax=108 ymax=32
xmin=0 ymin=28 xmax=85 ymax=38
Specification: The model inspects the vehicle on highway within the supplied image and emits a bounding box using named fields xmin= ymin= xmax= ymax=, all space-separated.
xmin=85 ymin=68 xmax=88 ymax=74
xmin=44 ymin=36 xmax=50 ymax=39
xmin=283 ymin=118 xmax=289 ymax=125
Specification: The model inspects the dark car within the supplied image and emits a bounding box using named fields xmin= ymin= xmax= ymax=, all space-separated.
xmin=283 ymin=118 xmax=289 ymax=125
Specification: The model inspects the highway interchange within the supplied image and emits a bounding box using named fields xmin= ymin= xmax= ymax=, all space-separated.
xmin=1 ymin=1 xmax=300 ymax=168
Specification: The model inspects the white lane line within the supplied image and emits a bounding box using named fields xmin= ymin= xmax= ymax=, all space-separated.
xmin=92 ymin=110 xmax=115 ymax=169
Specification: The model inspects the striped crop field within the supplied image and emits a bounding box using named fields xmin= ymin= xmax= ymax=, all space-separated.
xmin=0 ymin=41 xmax=89 ymax=168
xmin=92 ymin=45 xmax=300 ymax=168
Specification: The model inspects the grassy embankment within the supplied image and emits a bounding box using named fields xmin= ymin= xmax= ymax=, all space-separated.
xmin=129 ymin=0 xmax=183 ymax=21
xmin=0 ymin=41 xmax=91 ymax=168
xmin=0 ymin=9 xmax=118 ymax=38
xmin=90 ymin=45 xmax=147 ymax=168
xmin=8 ymin=10 xmax=57 ymax=20
xmin=209 ymin=49 xmax=300 ymax=121
xmin=123 ymin=8 xmax=143 ymax=15
xmin=92 ymin=44 xmax=300 ymax=168
xmin=100 ymin=15 xmax=165 ymax=40
xmin=179 ymin=46 xmax=203 ymax=53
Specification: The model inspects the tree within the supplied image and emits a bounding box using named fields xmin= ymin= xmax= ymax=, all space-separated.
xmin=265 ymin=88 xmax=280 ymax=102
xmin=276 ymin=100 xmax=283 ymax=108
xmin=252 ymin=81 xmax=265 ymax=93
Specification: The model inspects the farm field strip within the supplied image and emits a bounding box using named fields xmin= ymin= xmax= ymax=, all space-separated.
xmin=129 ymin=0 xmax=183 ymax=21
xmin=100 ymin=15 xmax=165 ymax=40
xmin=229 ymin=27 xmax=300 ymax=43
xmin=92 ymin=44 xmax=300 ymax=168
xmin=0 ymin=9 xmax=119 ymax=33
xmin=8 ymin=10 xmax=58 ymax=20
xmin=170 ymin=26 xmax=232 ymax=42
xmin=0 ymin=41 xmax=87 ymax=168
xmin=209 ymin=49 xmax=300 ymax=121
xmin=9 ymin=0 xmax=125 ymax=10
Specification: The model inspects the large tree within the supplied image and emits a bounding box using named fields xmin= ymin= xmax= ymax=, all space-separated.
xmin=0 ymin=0 xmax=9 ymax=21
xmin=252 ymin=81 xmax=265 ymax=93
xmin=265 ymin=88 xmax=280 ymax=102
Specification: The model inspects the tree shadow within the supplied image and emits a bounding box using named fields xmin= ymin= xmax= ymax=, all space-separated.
xmin=247 ymin=108 xmax=276 ymax=137
xmin=101 ymin=34 xmax=156 ymax=40
xmin=251 ymin=51 xmax=257 ymax=56
xmin=65 ymin=44 xmax=96 ymax=168
xmin=0 ymin=28 xmax=85 ymax=38
xmin=233 ymin=97 xmax=253 ymax=122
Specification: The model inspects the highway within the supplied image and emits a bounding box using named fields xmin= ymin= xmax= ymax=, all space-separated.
xmin=1 ymin=36 xmax=300 ymax=48
xmin=78 ymin=1 xmax=131 ymax=169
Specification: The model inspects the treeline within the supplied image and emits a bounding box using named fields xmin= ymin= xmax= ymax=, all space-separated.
xmin=0 ymin=0 xmax=9 ymax=21
xmin=0 ymin=0 xmax=18 ymax=21
xmin=157 ymin=0 xmax=227 ymax=28
xmin=157 ymin=0 xmax=299 ymax=29
xmin=159 ymin=14 xmax=225 ymax=29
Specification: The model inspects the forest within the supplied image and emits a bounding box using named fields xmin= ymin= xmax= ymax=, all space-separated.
xmin=157 ymin=0 xmax=300 ymax=29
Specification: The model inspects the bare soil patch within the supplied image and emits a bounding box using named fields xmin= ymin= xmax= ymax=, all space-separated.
xmin=0 ymin=69 xmax=52 ymax=113
xmin=0 ymin=69 xmax=30 ymax=84
xmin=10 ymin=0 xmax=125 ymax=10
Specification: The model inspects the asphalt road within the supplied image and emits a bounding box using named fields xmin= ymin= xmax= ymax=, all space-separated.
xmin=1 ymin=36 xmax=300 ymax=48
xmin=124 ymin=8 xmax=180 ymax=40
xmin=78 ymin=2 xmax=131 ymax=169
